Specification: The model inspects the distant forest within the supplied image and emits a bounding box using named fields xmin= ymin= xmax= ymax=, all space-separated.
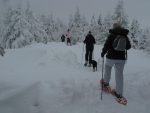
xmin=0 ymin=0 xmax=150 ymax=53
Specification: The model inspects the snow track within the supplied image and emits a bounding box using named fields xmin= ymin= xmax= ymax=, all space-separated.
xmin=0 ymin=42 xmax=150 ymax=113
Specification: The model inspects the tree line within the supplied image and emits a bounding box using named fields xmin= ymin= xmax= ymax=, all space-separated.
xmin=0 ymin=0 xmax=150 ymax=53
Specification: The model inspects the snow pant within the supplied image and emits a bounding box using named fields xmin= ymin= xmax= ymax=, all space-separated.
xmin=104 ymin=58 xmax=125 ymax=96
xmin=67 ymin=38 xmax=71 ymax=46
xmin=61 ymin=38 xmax=65 ymax=42
xmin=85 ymin=45 xmax=94 ymax=64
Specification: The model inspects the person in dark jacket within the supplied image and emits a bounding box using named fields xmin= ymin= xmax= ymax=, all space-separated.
xmin=83 ymin=31 xmax=96 ymax=66
xmin=61 ymin=34 xmax=65 ymax=42
xmin=100 ymin=23 xmax=131 ymax=104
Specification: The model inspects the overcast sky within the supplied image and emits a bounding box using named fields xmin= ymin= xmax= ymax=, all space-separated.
xmin=0 ymin=0 xmax=150 ymax=27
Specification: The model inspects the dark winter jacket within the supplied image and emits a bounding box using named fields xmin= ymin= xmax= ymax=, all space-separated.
xmin=101 ymin=28 xmax=131 ymax=60
xmin=61 ymin=35 xmax=65 ymax=42
xmin=84 ymin=33 xmax=96 ymax=49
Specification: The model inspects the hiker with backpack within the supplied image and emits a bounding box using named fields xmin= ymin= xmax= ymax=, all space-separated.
xmin=83 ymin=31 xmax=96 ymax=67
xmin=100 ymin=23 xmax=131 ymax=105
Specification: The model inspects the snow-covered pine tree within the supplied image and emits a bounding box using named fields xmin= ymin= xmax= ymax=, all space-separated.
xmin=90 ymin=15 xmax=98 ymax=41
xmin=96 ymin=14 xmax=106 ymax=45
xmin=144 ymin=28 xmax=150 ymax=53
xmin=139 ymin=28 xmax=150 ymax=50
xmin=25 ymin=2 xmax=48 ymax=44
xmin=68 ymin=8 xmax=89 ymax=44
xmin=2 ymin=7 xmax=33 ymax=48
xmin=98 ymin=14 xmax=103 ymax=27
xmin=0 ymin=16 xmax=3 ymax=44
xmin=102 ymin=13 xmax=113 ymax=42
xmin=39 ymin=14 xmax=52 ymax=42
xmin=80 ymin=16 xmax=89 ymax=42
xmin=89 ymin=15 xmax=104 ymax=45
xmin=51 ymin=18 xmax=66 ymax=42
xmin=39 ymin=14 xmax=65 ymax=42
xmin=112 ymin=0 xmax=129 ymax=28
xmin=129 ymin=19 xmax=142 ymax=49
xmin=1 ymin=2 xmax=49 ymax=49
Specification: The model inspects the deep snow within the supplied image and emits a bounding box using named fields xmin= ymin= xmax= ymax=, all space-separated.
xmin=0 ymin=42 xmax=150 ymax=113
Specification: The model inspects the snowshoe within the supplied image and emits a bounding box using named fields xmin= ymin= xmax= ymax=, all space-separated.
xmin=111 ymin=89 xmax=127 ymax=105
xmin=100 ymin=79 xmax=111 ymax=94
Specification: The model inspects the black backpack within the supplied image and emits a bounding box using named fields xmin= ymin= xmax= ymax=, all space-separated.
xmin=112 ymin=35 xmax=127 ymax=51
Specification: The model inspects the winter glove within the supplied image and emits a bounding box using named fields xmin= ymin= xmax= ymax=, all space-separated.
xmin=101 ymin=52 xmax=105 ymax=58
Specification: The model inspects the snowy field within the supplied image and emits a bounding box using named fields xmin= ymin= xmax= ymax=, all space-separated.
xmin=0 ymin=42 xmax=150 ymax=113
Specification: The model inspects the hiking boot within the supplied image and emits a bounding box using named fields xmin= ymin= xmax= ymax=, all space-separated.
xmin=111 ymin=89 xmax=122 ymax=98
xmin=100 ymin=79 xmax=111 ymax=93
xmin=111 ymin=89 xmax=127 ymax=105
xmin=84 ymin=62 xmax=87 ymax=66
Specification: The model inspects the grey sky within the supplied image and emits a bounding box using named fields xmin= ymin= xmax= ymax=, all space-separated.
xmin=0 ymin=0 xmax=150 ymax=27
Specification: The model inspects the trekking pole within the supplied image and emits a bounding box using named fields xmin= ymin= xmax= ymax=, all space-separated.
xmin=92 ymin=49 xmax=94 ymax=60
xmin=101 ymin=57 xmax=104 ymax=100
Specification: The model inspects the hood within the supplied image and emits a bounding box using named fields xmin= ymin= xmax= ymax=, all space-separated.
xmin=109 ymin=28 xmax=129 ymax=35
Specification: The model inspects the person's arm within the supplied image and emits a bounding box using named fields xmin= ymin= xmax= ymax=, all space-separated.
xmin=83 ymin=36 xmax=87 ymax=44
xmin=101 ymin=35 xmax=112 ymax=57
xmin=126 ymin=37 xmax=131 ymax=50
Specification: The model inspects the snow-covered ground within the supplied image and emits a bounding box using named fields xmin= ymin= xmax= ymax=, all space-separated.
xmin=0 ymin=42 xmax=150 ymax=113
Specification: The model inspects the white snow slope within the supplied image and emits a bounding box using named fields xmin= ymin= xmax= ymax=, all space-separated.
xmin=0 ymin=42 xmax=150 ymax=113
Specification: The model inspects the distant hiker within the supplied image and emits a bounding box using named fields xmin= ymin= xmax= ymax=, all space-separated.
xmin=100 ymin=22 xmax=131 ymax=104
xmin=83 ymin=31 xmax=96 ymax=67
xmin=0 ymin=46 xmax=5 ymax=56
xmin=61 ymin=34 xmax=65 ymax=42
xmin=65 ymin=29 xmax=71 ymax=46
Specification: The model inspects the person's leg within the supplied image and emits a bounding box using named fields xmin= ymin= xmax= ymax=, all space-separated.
xmin=69 ymin=38 xmax=71 ymax=46
xmin=100 ymin=59 xmax=114 ymax=93
xmin=88 ymin=46 xmax=94 ymax=65
xmin=67 ymin=38 xmax=70 ymax=45
xmin=114 ymin=60 xmax=125 ymax=96
xmin=104 ymin=59 xmax=114 ymax=84
xmin=67 ymin=38 xmax=69 ymax=45
xmin=85 ymin=46 xmax=89 ymax=65
xmin=88 ymin=51 xmax=92 ymax=66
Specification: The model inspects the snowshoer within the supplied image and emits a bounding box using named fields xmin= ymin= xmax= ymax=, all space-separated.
xmin=83 ymin=31 xmax=96 ymax=66
xmin=101 ymin=22 xmax=131 ymax=104
xmin=65 ymin=29 xmax=71 ymax=46
xmin=61 ymin=34 xmax=65 ymax=42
